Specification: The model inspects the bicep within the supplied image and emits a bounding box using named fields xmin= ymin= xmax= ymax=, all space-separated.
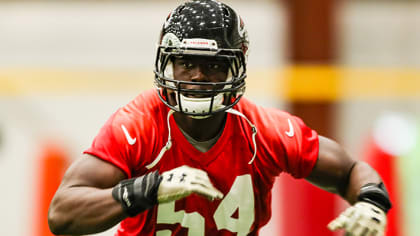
xmin=305 ymin=136 xmax=355 ymax=195
xmin=49 ymin=154 xmax=127 ymax=234
xmin=59 ymin=154 xmax=127 ymax=190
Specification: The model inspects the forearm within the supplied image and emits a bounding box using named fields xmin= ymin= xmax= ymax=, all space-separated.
xmin=307 ymin=136 xmax=383 ymax=204
xmin=328 ymin=161 xmax=391 ymax=234
xmin=48 ymin=187 xmax=125 ymax=235
xmin=343 ymin=161 xmax=382 ymax=204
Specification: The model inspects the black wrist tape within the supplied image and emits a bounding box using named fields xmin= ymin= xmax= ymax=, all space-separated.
xmin=357 ymin=182 xmax=392 ymax=213
xmin=112 ymin=171 xmax=162 ymax=217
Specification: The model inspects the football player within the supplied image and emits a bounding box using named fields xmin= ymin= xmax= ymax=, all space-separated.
xmin=48 ymin=0 xmax=391 ymax=235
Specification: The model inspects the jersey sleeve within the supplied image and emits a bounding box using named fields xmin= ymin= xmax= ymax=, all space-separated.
xmin=254 ymin=109 xmax=319 ymax=179
xmin=281 ymin=115 xmax=319 ymax=178
xmin=83 ymin=91 xmax=167 ymax=179
xmin=83 ymin=111 xmax=135 ymax=178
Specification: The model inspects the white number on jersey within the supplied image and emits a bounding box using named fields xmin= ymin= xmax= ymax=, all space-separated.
xmin=156 ymin=174 xmax=255 ymax=235
xmin=214 ymin=175 xmax=255 ymax=236
xmin=157 ymin=201 xmax=205 ymax=236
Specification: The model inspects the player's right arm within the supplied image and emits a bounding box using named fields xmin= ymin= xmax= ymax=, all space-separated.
xmin=48 ymin=154 xmax=223 ymax=235
xmin=48 ymin=154 xmax=127 ymax=235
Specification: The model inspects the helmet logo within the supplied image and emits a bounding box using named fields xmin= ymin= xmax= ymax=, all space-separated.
xmin=237 ymin=15 xmax=246 ymax=38
xmin=236 ymin=15 xmax=249 ymax=58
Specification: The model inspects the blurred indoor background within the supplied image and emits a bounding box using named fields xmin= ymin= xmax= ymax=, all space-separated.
xmin=0 ymin=0 xmax=419 ymax=235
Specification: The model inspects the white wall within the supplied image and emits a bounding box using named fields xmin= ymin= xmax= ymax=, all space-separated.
xmin=339 ymin=1 xmax=420 ymax=67
xmin=0 ymin=1 xmax=286 ymax=68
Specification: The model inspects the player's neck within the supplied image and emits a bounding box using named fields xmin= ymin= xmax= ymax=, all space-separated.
xmin=173 ymin=112 xmax=227 ymax=142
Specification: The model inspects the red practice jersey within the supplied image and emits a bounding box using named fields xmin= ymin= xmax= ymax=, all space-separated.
xmin=84 ymin=90 xmax=319 ymax=236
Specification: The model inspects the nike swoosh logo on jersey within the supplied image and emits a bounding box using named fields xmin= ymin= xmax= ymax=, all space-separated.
xmin=285 ymin=118 xmax=294 ymax=137
xmin=121 ymin=124 xmax=136 ymax=145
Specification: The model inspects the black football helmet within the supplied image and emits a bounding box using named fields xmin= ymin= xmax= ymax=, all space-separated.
xmin=154 ymin=0 xmax=249 ymax=117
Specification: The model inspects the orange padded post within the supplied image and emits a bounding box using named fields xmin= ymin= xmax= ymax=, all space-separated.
xmin=33 ymin=141 xmax=69 ymax=236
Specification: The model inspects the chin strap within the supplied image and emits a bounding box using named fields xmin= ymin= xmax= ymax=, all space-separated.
xmin=146 ymin=110 xmax=174 ymax=169
xmin=146 ymin=108 xmax=258 ymax=169
xmin=226 ymin=108 xmax=258 ymax=164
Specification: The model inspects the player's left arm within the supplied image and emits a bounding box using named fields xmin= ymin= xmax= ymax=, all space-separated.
xmin=306 ymin=135 xmax=392 ymax=235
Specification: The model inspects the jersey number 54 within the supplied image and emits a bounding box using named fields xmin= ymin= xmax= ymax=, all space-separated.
xmin=157 ymin=174 xmax=255 ymax=236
